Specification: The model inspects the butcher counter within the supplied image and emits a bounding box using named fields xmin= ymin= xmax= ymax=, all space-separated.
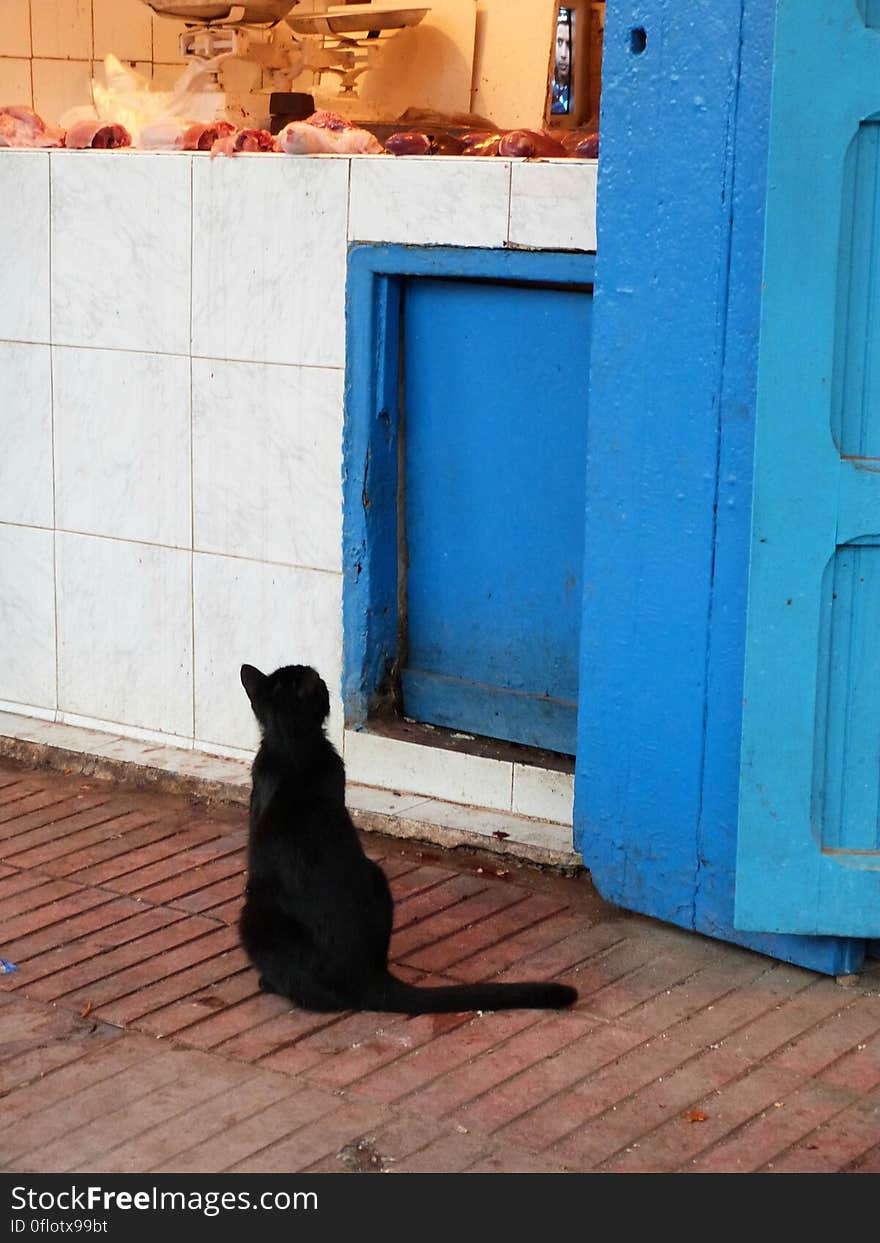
xmin=0 ymin=148 xmax=597 ymax=835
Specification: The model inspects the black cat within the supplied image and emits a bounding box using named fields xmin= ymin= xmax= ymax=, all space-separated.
xmin=238 ymin=662 xmax=578 ymax=1015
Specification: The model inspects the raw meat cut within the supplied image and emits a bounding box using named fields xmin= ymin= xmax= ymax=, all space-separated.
xmin=276 ymin=120 xmax=383 ymax=155
xmin=0 ymin=105 xmax=64 ymax=148
xmin=497 ymin=130 xmax=566 ymax=158
xmin=210 ymin=128 xmax=277 ymax=157
xmin=64 ymin=120 xmax=132 ymax=149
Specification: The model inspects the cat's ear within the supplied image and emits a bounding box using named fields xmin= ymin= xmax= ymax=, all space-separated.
xmin=240 ymin=664 xmax=267 ymax=704
xmin=298 ymin=667 xmax=330 ymax=722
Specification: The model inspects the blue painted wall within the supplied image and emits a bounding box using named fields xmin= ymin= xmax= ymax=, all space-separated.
xmin=575 ymin=0 xmax=864 ymax=974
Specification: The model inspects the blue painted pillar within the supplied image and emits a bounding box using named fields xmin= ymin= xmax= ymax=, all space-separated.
xmin=574 ymin=0 xmax=863 ymax=974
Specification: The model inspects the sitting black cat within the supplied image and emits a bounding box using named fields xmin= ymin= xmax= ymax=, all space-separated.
xmin=238 ymin=662 xmax=577 ymax=1015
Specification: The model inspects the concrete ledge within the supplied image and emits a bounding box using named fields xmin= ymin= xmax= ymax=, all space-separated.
xmin=0 ymin=710 xmax=583 ymax=873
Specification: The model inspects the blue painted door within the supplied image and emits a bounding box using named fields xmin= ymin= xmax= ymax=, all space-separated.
xmin=402 ymin=277 xmax=592 ymax=754
xmin=736 ymin=0 xmax=880 ymax=936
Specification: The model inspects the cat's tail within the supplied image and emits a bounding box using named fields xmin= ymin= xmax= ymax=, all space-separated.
xmin=364 ymin=971 xmax=577 ymax=1015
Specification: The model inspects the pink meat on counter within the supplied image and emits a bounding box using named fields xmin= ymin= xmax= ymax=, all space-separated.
xmin=384 ymin=131 xmax=464 ymax=156
xmin=276 ymin=120 xmax=383 ymax=155
xmin=497 ymin=129 xmax=567 ymax=158
xmin=0 ymin=105 xmax=64 ymax=148
xmin=460 ymin=131 xmax=502 ymax=157
xmin=64 ymin=120 xmax=131 ymax=149
xmin=561 ymin=129 xmax=599 ymax=158
xmin=183 ymin=120 xmax=236 ymax=151
xmin=139 ymin=119 xmax=236 ymax=151
xmin=210 ymin=128 xmax=277 ymax=157
xmin=306 ymin=110 xmax=352 ymax=132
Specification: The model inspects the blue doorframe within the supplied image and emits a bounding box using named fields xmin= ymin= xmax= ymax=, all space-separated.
xmin=575 ymin=0 xmax=864 ymax=974
xmin=343 ymin=245 xmax=596 ymax=732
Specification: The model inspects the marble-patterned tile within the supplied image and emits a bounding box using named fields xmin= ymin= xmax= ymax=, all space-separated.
xmin=51 ymin=152 xmax=191 ymax=355
xmin=191 ymin=155 xmax=348 ymax=368
xmin=0 ymin=0 xmax=31 ymax=57
xmin=192 ymin=358 xmax=342 ymax=571
xmin=0 ymin=151 xmax=49 ymax=343
xmin=0 ymin=343 xmax=53 ymax=528
xmin=348 ymin=157 xmax=511 ymax=247
xmin=31 ymin=0 xmax=92 ymax=61
xmin=32 ymin=59 xmax=93 ymax=126
xmin=0 ymin=524 xmax=56 ymax=712
xmin=193 ymin=552 xmax=343 ymax=753
xmin=56 ymin=532 xmax=193 ymax=736
xmin=512 ymin=763 xmax=575 ymax=825
xmin=93 ymin=0 xmax=153 ymax=61
xmin=53 ymin=346 xmax=191 ymax=547
xmin=509 ymin=160 xmax=598 ymax=252
xmin=342 ymin=729 xmax=513 ymax=811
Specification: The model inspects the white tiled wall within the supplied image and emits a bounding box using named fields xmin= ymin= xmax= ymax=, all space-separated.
xmin=0 ymin=0 xmax=190 ymax=119
xmin=0 ymin=147 xmax=595 ymax=822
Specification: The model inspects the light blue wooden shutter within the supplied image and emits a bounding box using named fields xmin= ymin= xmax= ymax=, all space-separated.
xmin=737 ymin=0 xmax=880 ymax=935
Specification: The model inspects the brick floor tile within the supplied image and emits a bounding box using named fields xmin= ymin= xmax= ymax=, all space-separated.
xmin=768 ymin=996 xmax=880 ymax=1078
xmin=0 ymin=876 xmax=91 ymax=923
xmin=402 ymin=1009 xmax=601 ymax=1128
xmin=391 ymin=873 xmax=490 ymax=937
xmin=0 ymin=1029 xmax=162 ymax=1134
xmin=388 ymin=864 xmax=464 ymax=902
xmin=72 ymin=925 xmax=239 ymax=1017
xmin=0 ymin=787 xmax=78 ymax=823
xmin=134 ymin=853 xmax=246 ymax=906
xmin=764 ymin=1090 xmax=880 ymax=1174
xmin=228 ymin=1099 xmax=388 ymax=1173
xmin=451 ymin=909 xmax=587 ymax=982
xmin=393 ymin=887 xmax=537 ymax=962
xmin=27 ymin=1049 xmax=258 ymax=1173
xmin=79 ymin=1066 xmax=298 ymax=1173
xmin=171 ymin=992 xmax=293 ymax=1051
xmin=68 ymin=821 xmax=233 ymax=887
xmin=0 ymin=795 xmax=113 ymax=844
xmin=4 ymin=904 xmax=187 ymax=983
xmin=600 ymin=1061 xmax=805 ymax=1172
xmin=0 ymin=869 xmax=54 ymax=900
xmin=390 ymin=1128 xmax=489 ymax=1173
xmin=685 ymin=1079 xmax=859 ymax=1172
xmin=29 ymin=917 xmax=224 ymax=1006
xmin=1 ymin=887 xmax=113 ymax=950
xmin=616 ymin=955 xmax=772 ymax=1039
xmin=155 ymin=1083 xmax=346 ymax=1173
xmin=0 ymin=1017 xmax=122 ymax=1095
xmin=820 ymin=1027 xmax=880 ymax=1094
xmin=132 ymin=968 xmax=258 ymax=1039
xmin=97 ymin=945 xmax=250 ymax=1028
xmin=169 ymin=874 xmax=245 ymax=915
xmin=343 ymin=1008 xmax=542 ymax=1106
xmin=493 ymin=922 xmax=630 ymax=984
xmin=98 ymin=836 xmax=244 ymax=896
xmin=403 ymin=892 xmax=570 ymax=974
xmin=42 ymin=817 xmax=193 ymax=879
xmin=302 ymin=1008 xmax=475 ymax=1090
xmin=4 ymin=812 xmax=159 ymax=871
xmin=848 ymin=1143 xmax=880 ymax=1173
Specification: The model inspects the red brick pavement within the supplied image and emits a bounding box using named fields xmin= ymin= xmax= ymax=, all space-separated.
xmin=0 ymin=761 xmax=878 ymax=1174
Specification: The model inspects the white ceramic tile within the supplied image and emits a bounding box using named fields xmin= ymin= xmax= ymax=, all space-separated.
xmin=342 ymin=729 xmax=513 ymax=811
xmin=509 ymin=160 xmax=598 ymax=252
xmin=344 ymin=784 xmax=431 ymax=817
xmin=0 ymin=56 xmax=31 ymax=104
xmin=0 ymin=151 xmax=49 ymax=342
xmin=56 ymin=532 xmax=193 ymax=736
xmin=411 ymin=798 xmax=572 ymax=850
xmin=151 ymin=15 xmax=187 ymax=64
xmin=0 ymin=342 xmax=53 ymax=527
xmin=193 ymin=552 xmax=343 ymax=753
xmin=51 ymin=152 xmax=191 ymax=354
xmin=31 ymin=0 xmax=92 ymax=60
xmin=0 ymin=523 xmax=56 ymax=712
xmin=192 ymin=358 xmax=342 ymax=571
xmin=0 ymin=705 xmax=56 ymax=730
xmin=0 ymin=0 xmax=31 ymax=57
xmin=53 ymin=346 xmax=191 ymax=546
xmin=32 ymin=59 xmax=93 ymax=125
xmin=512 ymin=763 xmax=575 ymax=825
xmin=191 ymin=155 xmax=348 ymax=368
xmin=151 ymin=63 xmax=183 ymax=90
xmin=93 ymin=0 xmax=153 ymax=62
xmin=59 ymin=710 xmax=193 ymax=748
xmin=348 ymin=157 xmax=511 ymax=247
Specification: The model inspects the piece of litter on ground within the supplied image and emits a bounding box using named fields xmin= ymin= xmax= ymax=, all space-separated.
xmin=0 ymin=959 xmax=18 ymax=974
xmin=683 ymin=1110 xmax=708 ymax=1123
xmin=492 ymin=831 xmax=510 ymax=841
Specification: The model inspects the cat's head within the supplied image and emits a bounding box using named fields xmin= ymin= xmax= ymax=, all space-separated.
xmin=240 ymin=663 xmax=331 ymax=737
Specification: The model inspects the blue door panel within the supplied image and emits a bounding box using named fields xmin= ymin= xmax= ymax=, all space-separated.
xmin=736 ymin=0 xmax=880 ymax=936
xmin=403 ymin=278 xmax=591 ymax=754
